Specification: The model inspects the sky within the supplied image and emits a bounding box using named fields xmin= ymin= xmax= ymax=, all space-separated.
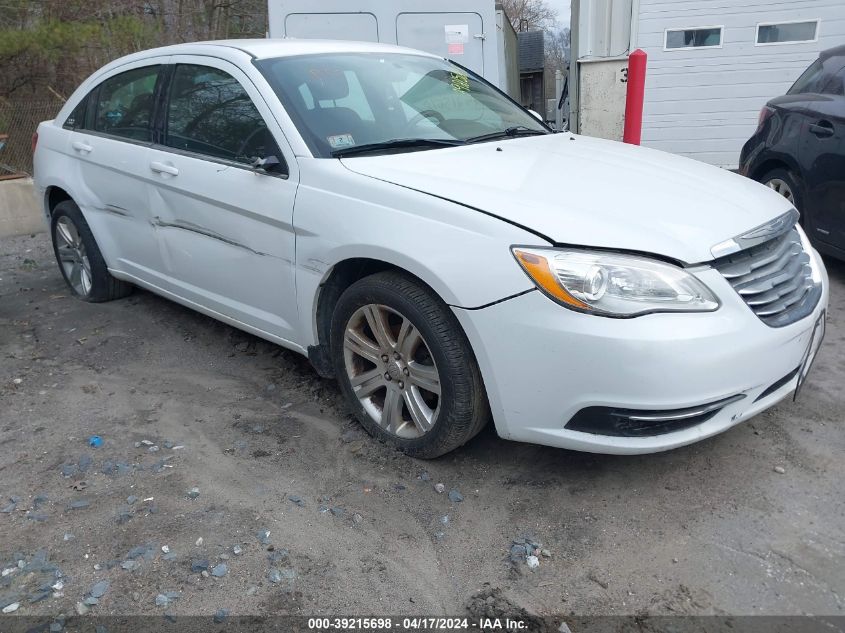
xmin=548 ymin=0 xmax=572 ymax=28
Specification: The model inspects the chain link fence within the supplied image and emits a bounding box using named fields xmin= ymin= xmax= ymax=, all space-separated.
xmin=0 ymin=99 xmax=65 ymax=178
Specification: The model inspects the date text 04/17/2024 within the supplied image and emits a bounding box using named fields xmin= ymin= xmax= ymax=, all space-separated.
xmin=307 ymin=617 xmax=531 ymax=630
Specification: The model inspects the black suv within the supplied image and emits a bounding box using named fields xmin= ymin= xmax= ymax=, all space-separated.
xmin=740 ymin=45 xmax=845 ymax=260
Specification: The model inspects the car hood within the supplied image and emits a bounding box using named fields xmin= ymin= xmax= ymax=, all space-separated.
xmin=340 ymin=133 xmax=795 ymax=263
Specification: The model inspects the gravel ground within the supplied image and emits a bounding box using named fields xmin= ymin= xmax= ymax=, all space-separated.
xmin=1 ymin=232 xmax=844 ymax=621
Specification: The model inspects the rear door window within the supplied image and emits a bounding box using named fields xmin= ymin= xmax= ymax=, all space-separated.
xmin=164 ymin=64 xmax=280 ymax=165
xmin=789 ymin=60 xmax=824 ymax=95
xmin=93 ymin=66 xmax=161 ymax=141
xmin=822 ymin=64 xmax=845 ymax=96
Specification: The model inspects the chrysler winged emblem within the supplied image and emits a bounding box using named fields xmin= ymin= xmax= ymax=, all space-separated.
xmin=711 ymin=208 xmax=799 ymax=258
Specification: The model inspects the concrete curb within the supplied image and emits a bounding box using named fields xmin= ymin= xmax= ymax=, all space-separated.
xmin=0 ymin=178 xmax=44 ymax=238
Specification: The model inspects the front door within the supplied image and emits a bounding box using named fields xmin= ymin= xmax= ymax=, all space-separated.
xmin=146 ymin=58 xmax=300 ymax=345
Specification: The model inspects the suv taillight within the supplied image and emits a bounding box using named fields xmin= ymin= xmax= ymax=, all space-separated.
xmin=31 ymin=131 xmax=39 ymax=154
xmin=757 ymin=106 xmax=775 ymax=131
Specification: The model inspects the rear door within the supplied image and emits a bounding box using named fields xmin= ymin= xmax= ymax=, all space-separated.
xmin=65 ymin=60 xmax=167 ymax=279
xmin=799 ymin=58 xmax=845 ymax=250
xmin=396 ymin=13 xmax=484 ymax=77
xmin=145 ymin=57 xmax=300 ymax=344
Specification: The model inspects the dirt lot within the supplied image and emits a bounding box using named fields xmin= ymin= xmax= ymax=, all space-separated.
xmin=1 ymin=232 xmax=844 ymax=623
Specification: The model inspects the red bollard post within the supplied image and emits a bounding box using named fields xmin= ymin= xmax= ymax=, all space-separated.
xmin=623 ymin=49 xmax=647 ymax=145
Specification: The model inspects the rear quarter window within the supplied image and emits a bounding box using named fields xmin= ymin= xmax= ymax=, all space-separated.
xmin=788 ymin=59 xmax=824 ymax=95
xmin=822 ymin=64 xmax=845 ymax=96
xmin=63 ymin=98 xmax=88 ymax=130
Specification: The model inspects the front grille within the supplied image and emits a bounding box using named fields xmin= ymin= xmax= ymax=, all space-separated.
xmin=712 ymin=226 xmax=821 ymax=327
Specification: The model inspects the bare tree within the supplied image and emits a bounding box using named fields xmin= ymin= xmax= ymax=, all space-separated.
xmin=152 ymin=0 xmax=267 ymax=42
xmin=545 ymin=28 xmax=570 ymax=71
xmin=543 ymin=28 xmax=571 ymax=108
xmin=500 ymin=0 xmax=558 ymax=32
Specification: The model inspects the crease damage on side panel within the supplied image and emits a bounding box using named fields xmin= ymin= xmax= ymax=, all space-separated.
xmin=150 ymin=216 xmax=289 ymax=261
xmin=99 ymin=204 xmax=131 ymax=217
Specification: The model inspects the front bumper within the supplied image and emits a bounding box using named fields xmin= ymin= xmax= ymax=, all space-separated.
xmin=453 ymin=249 xmax=829 ymax=454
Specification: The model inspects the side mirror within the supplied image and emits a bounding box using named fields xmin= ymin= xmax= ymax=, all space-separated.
xmin=250 ymin=155 xmax=285 ymax=175
xmin=528 ymin=109 xmax=543 ymax=122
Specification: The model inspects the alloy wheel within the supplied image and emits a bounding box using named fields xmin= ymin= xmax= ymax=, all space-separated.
xmin=54 ymin=216 xmax=93 ymax=297
xmin=343 ymin=304 xmax=441 ymax=439
xmin=766 ymin=178 xmax=795 ymax=205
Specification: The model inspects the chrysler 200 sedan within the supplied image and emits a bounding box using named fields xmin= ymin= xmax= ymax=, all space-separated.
xmin=34 ymin=40 xmax=829 ymax=458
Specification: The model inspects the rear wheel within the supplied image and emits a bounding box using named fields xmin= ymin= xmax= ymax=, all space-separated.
xmin=50 ymin=201 xmax=133 ymax=302
xmin=331 ymin=271 xmax=489 ymax=458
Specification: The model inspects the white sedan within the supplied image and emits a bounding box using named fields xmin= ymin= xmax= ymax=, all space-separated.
xmin=33 ymin=39 xmax=828 ymax=457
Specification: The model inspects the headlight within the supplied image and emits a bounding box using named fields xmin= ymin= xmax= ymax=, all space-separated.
xmin=512 ymin=247 xmax=720 ymax=317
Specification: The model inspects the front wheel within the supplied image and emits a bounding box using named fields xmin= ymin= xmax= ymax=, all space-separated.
xmin=330 ymin=271 xmax=489 ymax=458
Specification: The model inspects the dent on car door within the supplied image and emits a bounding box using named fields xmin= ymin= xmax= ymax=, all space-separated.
xmin=66 ymin=62 xmax=166 ymax=278
xmin=146 ymin=59 xmax=300 ymax=345
xmin=800 ymin=62 xmax=845 ymax=250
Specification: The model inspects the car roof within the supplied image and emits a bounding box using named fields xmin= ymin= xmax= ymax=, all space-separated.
xmin=133 ymin=38 xmax=440 ymax=62
xmin=820 ymin=43 xmax=845 ymax=61
xmin=58 ymin=39 xmax=444 ymax=130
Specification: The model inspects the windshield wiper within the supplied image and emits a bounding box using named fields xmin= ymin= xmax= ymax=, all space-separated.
xmin=466 ymin=126 xmax=548 ymax=144
xmin=331 ymin=138 xmax=466 ymax=158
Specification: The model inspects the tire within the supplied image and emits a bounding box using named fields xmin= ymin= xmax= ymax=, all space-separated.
xmin=330 ymin=271 xmax=489 ymax=458
xmin=50 ymin=200 xmax=133 ymax=302
xmin=758 ymin=167 xmax=804 ymax=215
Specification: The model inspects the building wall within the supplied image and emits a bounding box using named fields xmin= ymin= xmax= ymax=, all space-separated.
xmin=0 ymin=179 xmax=43 ymax=239
xmin=268 ymin=0 xmax=507 ymax=89
xmin=636 ymin=0 xmax=845 ymax=168
xmin=520 ymin=72 xmax=545 ymax=112
xmin=578 ymin=59 xmax=628 ymax=139
xmin=576 ymin=0 xmax=632 ymax=58
xmin=496 ymin=6 xmax=521 ymax=99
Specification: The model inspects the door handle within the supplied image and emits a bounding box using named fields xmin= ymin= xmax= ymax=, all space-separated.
xmin=150 ymin=161 xmax=179 ymax=176
xmin=72 ymin=141 xmax=93 ymax=153
xmin=809 ymin=121 xmax=835 ymax=138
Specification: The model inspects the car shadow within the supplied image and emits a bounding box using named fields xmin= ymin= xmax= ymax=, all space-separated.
xmin=119 ymin=280 xmax=822 ymax=487
xmin=821 ymin=253 xmax=845 ymax=283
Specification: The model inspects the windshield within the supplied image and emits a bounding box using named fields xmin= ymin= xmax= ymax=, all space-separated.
xmin=255 ymin=53 xmax=549 ymax=157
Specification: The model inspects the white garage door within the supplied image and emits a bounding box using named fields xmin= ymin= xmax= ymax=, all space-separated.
xmin=637 ymin=0 xmax=845 ymax=168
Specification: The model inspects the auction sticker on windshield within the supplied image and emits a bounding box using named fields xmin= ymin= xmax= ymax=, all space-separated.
xmin=327 ymin=134 xmax=355 ymax=149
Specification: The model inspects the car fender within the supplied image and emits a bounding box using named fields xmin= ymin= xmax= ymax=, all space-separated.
xmin=744 ymin=104 xmax=807 ymax=182
xmin=748 ymin=147 xmax=804 ymax=183
xmin=33 ymin=122 xmax=123 ymax=265
xmin=293 ymin=158 xmax=542 ymax=347
xmin=33 ymin=122 xmax=102 ymax=216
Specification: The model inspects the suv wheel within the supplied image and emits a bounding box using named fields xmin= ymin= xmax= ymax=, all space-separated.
xmin=759 ymin=168 xmax=803 ymax=211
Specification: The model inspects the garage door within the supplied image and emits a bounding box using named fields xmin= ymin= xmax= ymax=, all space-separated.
xmin=285 ymin=13 xmax=379 ymax=42
xmin=635 ymin=0 xmax=842 ymax=168
xmin=396 ymin=12 xmax=484 ymax=76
